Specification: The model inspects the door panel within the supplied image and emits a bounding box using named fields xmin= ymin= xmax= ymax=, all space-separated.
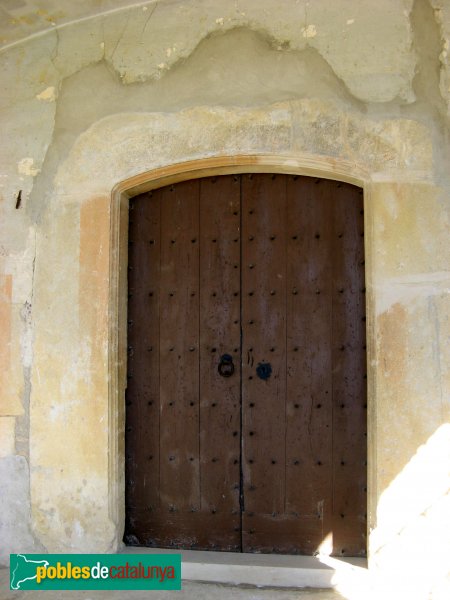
xmin=126 ymin=189 xmax=161 ymax=514
xmin=329 ymin=182 xmax=367 ymax=554
xmin=125 ymin=174 xmax=367 ymax=556
xmin=125 ymin=177 xmax=241 ymax=550
xmin=198 ymin=176 xmax=241 ymax=536
xmin=158 ymin=180 xmax=200 ymax=511
xmin=241 ymin=174 xmax=288 ymax=525
xmin=285 ymin=176 xmax=333 ymax=522
xmin=240 ymin=174 xmax=292 ymax=552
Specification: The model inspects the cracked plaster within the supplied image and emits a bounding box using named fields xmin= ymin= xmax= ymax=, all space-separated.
xmin=0 ymin=0 xmax=417 ymax=102
xmin=431 ymin=0 xmax=450 ymax=116
xmin=0 ymin=1 xmax=449 ymax=112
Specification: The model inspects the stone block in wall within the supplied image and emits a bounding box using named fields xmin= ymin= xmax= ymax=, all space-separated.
xmin=0 ymin=417 xmax=15 ymax=457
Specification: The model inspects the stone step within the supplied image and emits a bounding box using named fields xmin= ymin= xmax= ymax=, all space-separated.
xmin=123 ymin=547 xmax=367 ymax=589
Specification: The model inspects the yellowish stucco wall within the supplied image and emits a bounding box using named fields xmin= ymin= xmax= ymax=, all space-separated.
xmin=0 ymin=1 xmax=449 ymax=598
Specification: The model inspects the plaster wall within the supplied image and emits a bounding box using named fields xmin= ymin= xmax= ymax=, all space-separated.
xmin=0 ymin=1 xmax=449 ymax=598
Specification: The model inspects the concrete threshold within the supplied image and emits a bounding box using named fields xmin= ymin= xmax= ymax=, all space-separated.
xmin=122 ymin=547 xmax=367 ymax=589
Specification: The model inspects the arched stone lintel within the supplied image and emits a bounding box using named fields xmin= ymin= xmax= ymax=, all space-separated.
xmin=53 ymin=102 xmax=433 ymax=204
xmin=113 ymin=154 xmax=369 ymax=198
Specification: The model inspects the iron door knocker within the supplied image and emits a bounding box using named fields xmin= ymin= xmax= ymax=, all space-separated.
xmin=256 ymin=362 xmax=272 ymax=380
xmin=218 ymin=354 xmax=235 ymax=378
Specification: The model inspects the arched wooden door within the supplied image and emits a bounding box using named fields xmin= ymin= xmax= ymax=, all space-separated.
xmin=124 ymin=174 xmax=367 ymax=556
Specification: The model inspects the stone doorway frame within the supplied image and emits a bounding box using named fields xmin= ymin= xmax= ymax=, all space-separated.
xmin=110 ymin=154 xmax=374 ymax=559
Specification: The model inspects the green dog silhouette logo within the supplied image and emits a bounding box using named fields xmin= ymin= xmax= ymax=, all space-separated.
xmin=10 ymin=554 xmax=49 ymax=590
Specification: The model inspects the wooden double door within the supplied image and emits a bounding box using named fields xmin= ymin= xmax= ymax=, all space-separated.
xmin=125 ymin=174 xmax=367 ymax=556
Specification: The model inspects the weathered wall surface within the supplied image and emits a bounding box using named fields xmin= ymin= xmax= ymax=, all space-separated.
xmin=0 ymin=1 xmax=449 ymax=598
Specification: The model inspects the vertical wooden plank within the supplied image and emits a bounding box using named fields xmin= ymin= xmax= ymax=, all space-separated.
xmin=125 ymin=190 xmax=161 ymax=540
xmin=330 ymin=182 xmax=367 ymax=555
xmin=159 ymin=179 xmax=200 ymax=511
xmin=241 ymin=173 xmax=287 ymax=550
xmin=199 ymin=175 xmax=241 ymax=548
xmin=285 ymin=176 xmax=333 ymax=527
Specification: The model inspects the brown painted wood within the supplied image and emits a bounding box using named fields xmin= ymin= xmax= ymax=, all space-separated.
xmin=125 ymin=176 xmax=241 ymax=551
xmin=284 ymin=177 xmax=334 ymax=550
xmin=127 ymin=508 xmax=241 ymax=550
xmin=328 ymin=182 xmax=367 ymax=555
xmin=198 ymin=176 xmax=241 ymax=546
xmin=240 ymin=174 xmax=288 ymax=552
xmin=125 ymin=190 xmax=161 ymax=519
xmin=125 ymin=173 xmax=366 ymax=556
xmin=158 ymin=180 xmax=200 ymax=512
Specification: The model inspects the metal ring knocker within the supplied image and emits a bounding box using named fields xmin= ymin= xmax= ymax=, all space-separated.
xmin=218 ymin=354 xmax=235 ymax=378
xmin=256 ymin=361 xmax=272 ymax=380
